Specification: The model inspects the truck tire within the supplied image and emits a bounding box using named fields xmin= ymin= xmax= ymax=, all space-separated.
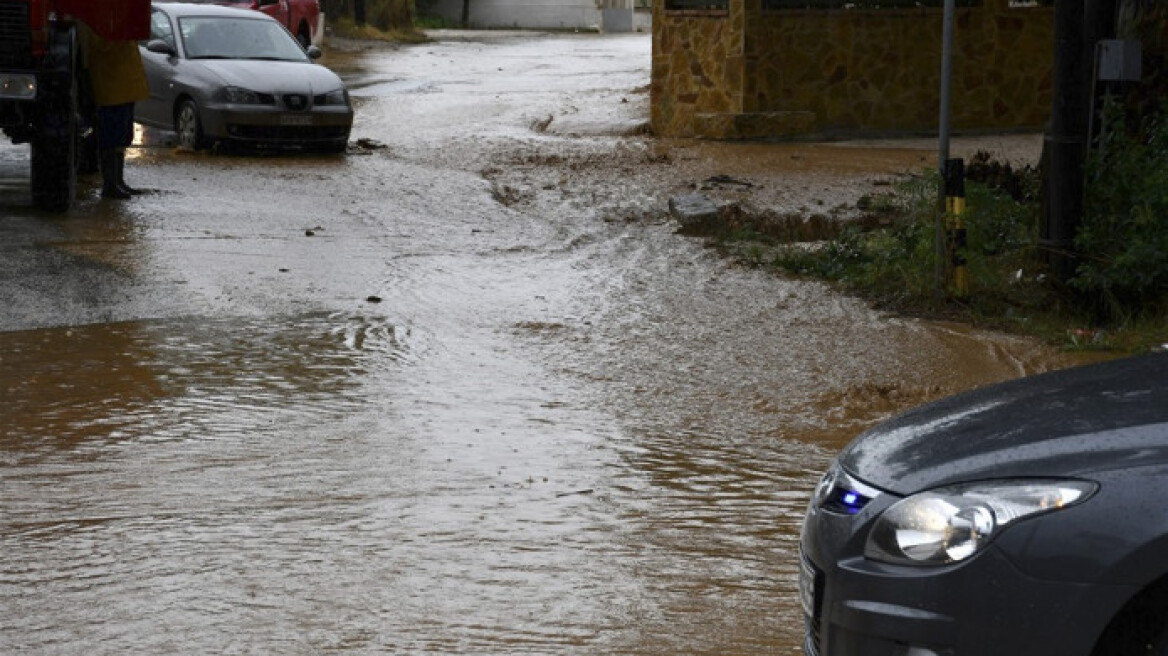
xmin=30 ymin=117 xmax=76 ymax=212
xmin=76 ymin=114 xmax=99 ymax=176
xmin=76 ymin=74 xmax=100 ymax=175
xmin=31 ymin=26 xmax=78 ymax=213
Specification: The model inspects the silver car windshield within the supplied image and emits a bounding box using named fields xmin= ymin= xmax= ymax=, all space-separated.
xmin=179 ymin=17 xmax=307 ymax=61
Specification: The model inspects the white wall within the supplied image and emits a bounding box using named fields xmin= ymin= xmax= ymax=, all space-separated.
xmin=428 ymin=0 xmax=602 ymax=30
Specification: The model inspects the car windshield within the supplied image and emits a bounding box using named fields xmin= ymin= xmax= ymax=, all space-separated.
xmin=179 ymin=16 xmax=307 ymax=61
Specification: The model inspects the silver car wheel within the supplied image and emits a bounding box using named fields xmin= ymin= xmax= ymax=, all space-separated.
xmin=176 ymin=100 xmax=206 ymax=151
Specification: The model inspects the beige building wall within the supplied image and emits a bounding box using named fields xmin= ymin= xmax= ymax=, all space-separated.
xmin=652 ymin=0 xmax=1055 ymax=139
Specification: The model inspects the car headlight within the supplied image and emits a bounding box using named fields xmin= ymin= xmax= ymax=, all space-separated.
xmin=864 ymin=479 xmax=1097 ymax=566
xmin=315 ymin=88 xmax=349 ymax=106
xmin=218 ymin=86 xmax=271 ymax=104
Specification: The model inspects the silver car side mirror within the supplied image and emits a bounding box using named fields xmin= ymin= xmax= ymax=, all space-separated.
xmin=146 ymin=39 xmax=176 ymax=57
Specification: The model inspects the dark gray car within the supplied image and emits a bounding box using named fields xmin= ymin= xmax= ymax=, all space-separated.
xmin=800 ymin=351 xmax=1168 ymax=656
xmin=135 ymin=2 xmax=352 ymax=152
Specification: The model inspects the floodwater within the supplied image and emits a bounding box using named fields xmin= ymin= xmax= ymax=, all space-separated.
xmin=1 ymin=31 xmax=1094 ymax=654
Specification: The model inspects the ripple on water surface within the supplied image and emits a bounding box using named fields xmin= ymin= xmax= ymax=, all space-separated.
xmin=0 ymin=311 xmax=426 ymax=451
xmin=0 ymin=304 xmax=818 ymax=654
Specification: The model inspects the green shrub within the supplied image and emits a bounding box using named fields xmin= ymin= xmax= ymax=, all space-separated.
xmin=762 ymin=120 xmax=1168 ymax=347
xmin=322 ymin=0 xmax=415 ymax=31
xmin=1071 ymin=107 xmax=1168 ymax=319
xmin=774 ymin=170 xmax=1040 ymax=309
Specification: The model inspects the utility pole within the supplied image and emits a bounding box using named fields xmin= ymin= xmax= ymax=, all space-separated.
xmin=1042 ymin=0 xmax=1088 ymax=282
xmin=936 ymin=0 xmax=956 ymax=293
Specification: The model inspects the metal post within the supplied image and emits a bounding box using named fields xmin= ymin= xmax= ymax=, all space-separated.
xmin=944 ymin=158 xmax=968 ymax=299
xmin=1042 ymin=0 xmax=1087 ymax=282
xmin=935 ymin=0 xmax=956 ymax=293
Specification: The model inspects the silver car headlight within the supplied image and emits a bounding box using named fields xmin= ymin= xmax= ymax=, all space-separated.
xmin=864 ymin=479 xmax=1097 ymax=566
xmin=316 ymin=88 xmax=349 ymax=106
xmin=218 ymin=86 xmax=271 ymax=104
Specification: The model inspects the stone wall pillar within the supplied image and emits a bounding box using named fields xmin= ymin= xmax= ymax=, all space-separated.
xmin=650 ymin=0 xmax=747 ymax=137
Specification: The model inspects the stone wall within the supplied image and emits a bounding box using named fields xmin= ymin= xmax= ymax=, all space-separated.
xmin=652 ymin=0 xmax=1055 ymax=138
xmin=651 ymin=8 xmax=745 ymax=138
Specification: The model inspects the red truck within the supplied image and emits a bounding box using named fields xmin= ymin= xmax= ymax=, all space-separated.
xmin=181 ymin=0 xmax=325 ymax=47
xmin=0 ymin=0 xmax=149 ymax=211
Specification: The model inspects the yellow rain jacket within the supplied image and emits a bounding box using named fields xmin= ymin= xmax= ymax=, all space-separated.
xmin=79 ymin=24 xmax=150 ymax=107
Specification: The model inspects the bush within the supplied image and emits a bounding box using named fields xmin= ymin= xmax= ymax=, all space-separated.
xmin=774 ymin=170 xmax=1041 ymax=311
xmin=1071 ymin=107 xmax=1168 ymax=320
xmin=322 ymin=0 xmax=415 ymax=31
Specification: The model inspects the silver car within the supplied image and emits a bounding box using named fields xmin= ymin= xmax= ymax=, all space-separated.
xmin=136 ymin=2 xmax=353 ymax=152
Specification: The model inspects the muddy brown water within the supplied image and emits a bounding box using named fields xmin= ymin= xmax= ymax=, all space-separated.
xmin=1 ymin=32 xmax=1097 ymax=654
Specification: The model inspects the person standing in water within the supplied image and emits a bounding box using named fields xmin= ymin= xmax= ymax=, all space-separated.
xmin=80 ymin=24 xmax=150 ymax=200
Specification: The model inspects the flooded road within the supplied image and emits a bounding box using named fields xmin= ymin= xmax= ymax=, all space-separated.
xmin=1 ymin=31 xmax=1093 ymax=654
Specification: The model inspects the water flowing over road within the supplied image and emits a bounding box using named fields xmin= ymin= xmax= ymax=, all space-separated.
xmin=1 ymin=31 xmax=1090 ymax=654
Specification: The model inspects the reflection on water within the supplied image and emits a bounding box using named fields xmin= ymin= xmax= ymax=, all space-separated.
xmin=0 ymin=302 xmax=820 ymax=654
xmin=0 ymin=313 xmax=410 ymax=449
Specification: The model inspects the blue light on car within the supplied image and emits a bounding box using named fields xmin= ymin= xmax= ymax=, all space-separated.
xmin=842 ymin=491 xmax=866 ymax=514
xmin=816 ymin=467 xmax=879 ymax=515
xmin=824 ymin=489 xmax=870 ymax=514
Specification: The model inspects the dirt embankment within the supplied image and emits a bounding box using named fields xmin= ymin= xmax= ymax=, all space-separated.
xmin=481 ymin=124 xmax=1045 ymax=245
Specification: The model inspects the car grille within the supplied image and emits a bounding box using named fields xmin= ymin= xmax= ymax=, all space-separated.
xmin=281 ymin=93 xmax=310 ymax=111
xmin=0 ymin=2 xmax=32 ymax=69
xmin=229 ymin=124 xmax=349 ymax=142
xmin=801 ymin=553 xmax=825 ymax=656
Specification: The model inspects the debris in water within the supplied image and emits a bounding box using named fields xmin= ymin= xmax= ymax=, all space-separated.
xmin=555 ymin=489 xmax=594 ymax=498
xmin=669 ymin=193 xmax=720 ymax=232
xmin=356 ymin=138 xmax=388 ymax=150
xmin=702 ymin=174 xmax=754 ymax=188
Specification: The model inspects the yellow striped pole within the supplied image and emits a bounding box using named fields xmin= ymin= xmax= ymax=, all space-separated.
xmin=943 ymin=158 xmax=968 ymax=299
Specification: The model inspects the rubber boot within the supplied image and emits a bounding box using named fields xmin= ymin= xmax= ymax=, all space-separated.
xmin=100 ymin=149 xmax=130 ymax=200
xmin=115 ymin=150 xmax=143 ymax=196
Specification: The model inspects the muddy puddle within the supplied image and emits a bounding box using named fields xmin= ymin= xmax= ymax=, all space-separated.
xmin=0 ymin=32 xmax=1104 ymax=655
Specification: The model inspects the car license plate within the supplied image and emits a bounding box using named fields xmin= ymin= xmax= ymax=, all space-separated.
xmin=280 ymin=115 xmax=313 ymax=126
xmin=799 ymin=553 xmax=817 ymax=618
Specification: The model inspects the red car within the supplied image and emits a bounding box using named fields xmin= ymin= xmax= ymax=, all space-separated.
xmin=174 ymin=0 xmax=324 ymax=47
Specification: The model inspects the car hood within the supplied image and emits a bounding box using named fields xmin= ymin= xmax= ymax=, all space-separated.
xmin=838 ymin=352 xmax=1168 ymax=495
xmin=197 ymin=60 xmax=344 ymax=94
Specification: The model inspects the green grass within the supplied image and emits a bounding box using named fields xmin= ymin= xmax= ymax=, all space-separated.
xmin=742 ymin=160 xmax=1168 ymax=353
